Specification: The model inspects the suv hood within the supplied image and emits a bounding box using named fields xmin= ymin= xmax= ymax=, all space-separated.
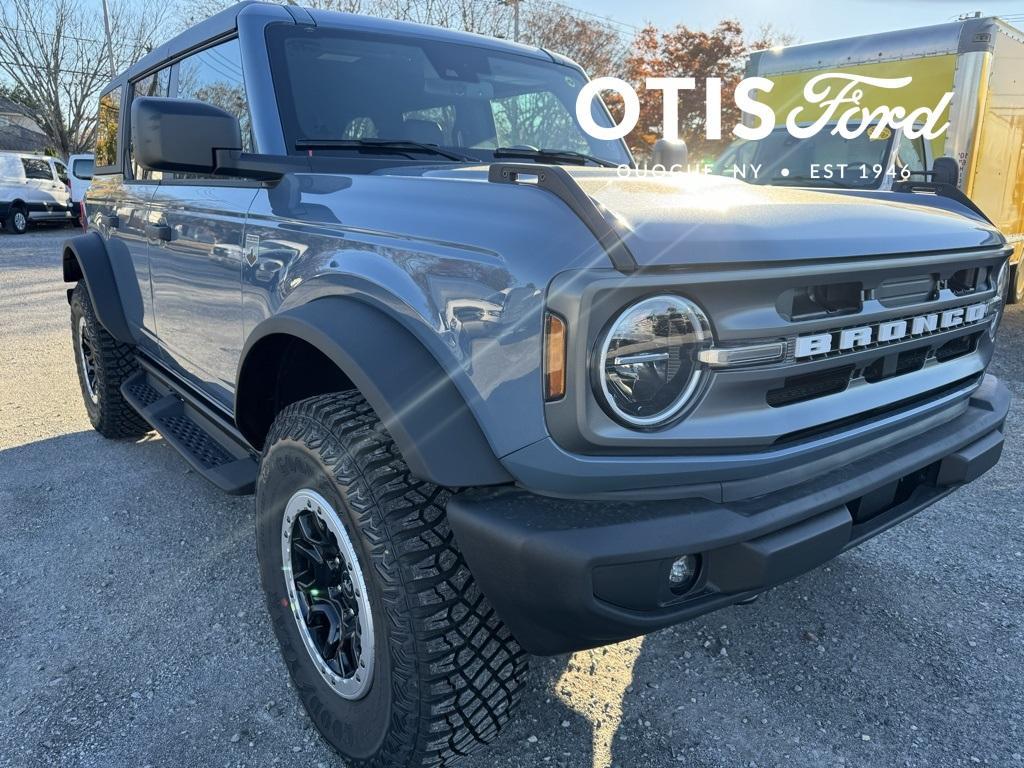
xmin=409 ymin=166 xmax=1004 ymax=267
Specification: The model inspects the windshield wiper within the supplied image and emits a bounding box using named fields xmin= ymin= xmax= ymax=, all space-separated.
xmin=767 ymin=174 xmax=865 ymax=190
xmin=296 ymin=138 xmax=479 ymax=162
xmin=492 ymin=147 xmax=619 ymax=168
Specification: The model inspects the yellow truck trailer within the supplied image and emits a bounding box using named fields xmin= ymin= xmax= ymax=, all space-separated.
xmin=743 ymin=15 xmax=1024 ymax=302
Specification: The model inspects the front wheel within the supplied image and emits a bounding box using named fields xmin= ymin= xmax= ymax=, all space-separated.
xmin=1010 ymin=263 xmax=1024 ymax=305
xmin=256 ymin=392 xmax=527 ymax=768
xmin=5 ymin=204 xmax=27 ymax=234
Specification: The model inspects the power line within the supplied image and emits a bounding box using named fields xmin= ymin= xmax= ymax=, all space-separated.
xmin=0 ymin=23 xmax=107 ymax=45
xmin=0 ymin=59 xmax=103 ymax=77
xmin=533 ymin=0 xmax=641 ymax=34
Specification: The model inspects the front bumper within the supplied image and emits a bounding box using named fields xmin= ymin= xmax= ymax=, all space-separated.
xmin=447 ymin=375 xmax=1010 ymax=655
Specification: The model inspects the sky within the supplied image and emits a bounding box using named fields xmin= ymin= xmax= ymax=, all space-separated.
xmin=74 ymin=0 xmax=1024 ymax=46
xmin=560 ymin=0 xmax=1024 ymax=45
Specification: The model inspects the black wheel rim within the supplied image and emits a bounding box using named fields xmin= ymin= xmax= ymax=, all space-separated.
xmin=77 ymin=316 xmax=99 ymax=403
xmin=282 ymin=490 xmax=374 ymax=699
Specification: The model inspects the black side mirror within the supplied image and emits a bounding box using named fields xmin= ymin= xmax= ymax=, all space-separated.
xmin=131 ymin=97 xmax=242 ymax=175
xmin=932 ymin=156 xmax=959 ymax=187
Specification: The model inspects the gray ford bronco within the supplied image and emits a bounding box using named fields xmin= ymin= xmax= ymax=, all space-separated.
xmin=63 ymin=3 xmax=1012 ymax=765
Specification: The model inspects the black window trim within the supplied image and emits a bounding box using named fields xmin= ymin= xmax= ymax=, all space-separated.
xmin=125 ymin=63 xmax=175 ymax=184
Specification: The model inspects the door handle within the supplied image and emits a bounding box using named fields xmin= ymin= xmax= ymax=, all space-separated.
xmin=145 ymin=224 xmax=172 ymax=242
xmin=98 ymin=213 xmax=119 ymax=229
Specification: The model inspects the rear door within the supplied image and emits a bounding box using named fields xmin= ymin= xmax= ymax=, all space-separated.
xmin=88 ymin=83 xmax=161 ymax=354
xmin=148 ymin=38 xmax=256 ymax=409
xmin=50 ymin=159 xmax=73 ymax=218
xmin=68 ymin=154 xmax=94 ymax=205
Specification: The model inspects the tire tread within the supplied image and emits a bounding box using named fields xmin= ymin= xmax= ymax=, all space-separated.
xmin=262 ymin=392 xmax=526 ymax=768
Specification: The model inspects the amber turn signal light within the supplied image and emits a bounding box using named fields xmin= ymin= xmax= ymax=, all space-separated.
xmin=544 ymin=312 xmax=566 ymax=401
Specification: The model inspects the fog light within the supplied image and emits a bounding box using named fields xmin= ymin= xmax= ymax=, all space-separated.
xmin=668 ymin=554 xmax=699 ymax=591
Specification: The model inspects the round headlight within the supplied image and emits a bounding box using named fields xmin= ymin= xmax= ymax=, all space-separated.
xmin=597 ymin=295 xmax=712 ymax=427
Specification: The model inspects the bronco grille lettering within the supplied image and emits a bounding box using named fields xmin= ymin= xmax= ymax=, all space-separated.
xmin=794 ymin=302 xmax=988 ymax=359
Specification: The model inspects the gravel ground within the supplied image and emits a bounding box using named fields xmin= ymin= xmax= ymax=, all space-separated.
xmin=2 ymin=228 xmax=1022 ymax=768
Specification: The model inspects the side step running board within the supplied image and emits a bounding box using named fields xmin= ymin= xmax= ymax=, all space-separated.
xmin=121 ymin=368 xmax=258 ymax=495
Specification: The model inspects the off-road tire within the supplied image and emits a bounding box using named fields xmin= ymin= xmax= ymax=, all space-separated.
xmin=70 ymin=283 xmax=149 ymax=438
xmin=256 ymin=392 xmax=527 ymax=768
xmin=5 ymin=204 xmax=27 ymax=234
xmin=1010 ymin=263 xmax=1023 ymax=305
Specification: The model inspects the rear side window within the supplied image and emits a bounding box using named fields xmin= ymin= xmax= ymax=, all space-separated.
xmin=22 ymin=158 xmax=52 ymax=180
xmin=95 ymin=87 xmax=122 ymax=170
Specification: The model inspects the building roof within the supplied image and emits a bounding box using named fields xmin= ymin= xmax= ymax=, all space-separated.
xmin=0 ymin=95 xmax=33 ymax=118
xmin=0 ymin=121 xmax=49 ymax=152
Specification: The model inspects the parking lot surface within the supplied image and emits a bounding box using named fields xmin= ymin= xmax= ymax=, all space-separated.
xmin=2 ymin=228 xmax=1022 ymax=768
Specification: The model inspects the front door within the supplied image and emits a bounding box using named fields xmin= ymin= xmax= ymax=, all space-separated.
xmin=144 ymin=36 xmax=256 ymax=410
xmin=148 ymin=183 xmax=258 ymax=408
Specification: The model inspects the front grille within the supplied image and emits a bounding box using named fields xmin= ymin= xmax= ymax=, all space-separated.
xmin=863 ymin=346 xmax=928 ymax=383
xmin=773 ymin=373 xmax=982 ymax=446
xmin=767 ymin=365 xmax=853 ymax=407
xmin=935 ymin=331 xmax=981 ymax=363
xmin=768 ymin=327 xmax=985 ymax=408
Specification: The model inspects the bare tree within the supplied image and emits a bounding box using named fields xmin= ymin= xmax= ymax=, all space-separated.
xmin=0 ymin=0 xmax=167 ymax=157
xmin=521 ymin=1 xmax=626 ymax=75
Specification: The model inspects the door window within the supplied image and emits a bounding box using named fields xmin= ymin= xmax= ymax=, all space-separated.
xmin=895 ymin=133 xmax=926 ymax=179
xmin=21 ymin=158 xmax=52 ymax=180
xmin=175 ymin=38 xmax=253 ymax=154
xmin=129 ymin=68 xmax=171 ymax=180
xmin=53 ymin=161 xmax=69 ymax=185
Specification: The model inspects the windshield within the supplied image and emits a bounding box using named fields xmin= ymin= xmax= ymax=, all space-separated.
xmin=711 ymin=126 xmax=896 ymax=188
xmin=266 ymin=26 xmax=631 ymax=167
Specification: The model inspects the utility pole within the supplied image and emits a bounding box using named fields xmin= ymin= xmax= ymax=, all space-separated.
xmin=499 ymin=0 xmax=521 ymax=42
xmin=100 ymin=0 xmax=115 ymax=79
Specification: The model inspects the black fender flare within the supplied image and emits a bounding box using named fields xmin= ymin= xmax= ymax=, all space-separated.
xmin=61 ymin=232 xmax=134 ymax=344
xmin=236 ymin=297 xmax=512 ymax=488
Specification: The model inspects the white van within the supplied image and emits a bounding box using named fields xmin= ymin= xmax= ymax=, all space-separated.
xmin=0 ymin=152 xmax=75 ymax=234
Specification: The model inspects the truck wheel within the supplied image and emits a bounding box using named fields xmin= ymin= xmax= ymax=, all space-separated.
xmin=6 ymin=204 xmax=28 ymax=234
xmin=70 ymin=284 xmax=150 ymax=438
xmin=1011 ymin=263 xmax=1023 ymax=305
xmin=256 ymin=392 xmax=527 ymax=768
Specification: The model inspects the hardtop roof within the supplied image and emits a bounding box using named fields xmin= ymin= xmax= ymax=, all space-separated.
xmin=105 ymin=1 xmax=555 ymax=92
